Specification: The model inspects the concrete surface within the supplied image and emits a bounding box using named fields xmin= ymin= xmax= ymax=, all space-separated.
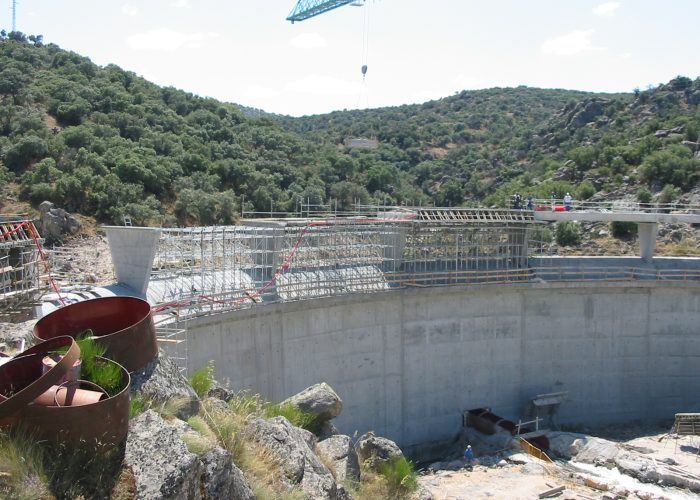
xmin=105 ymin=226 xmax=161 ymax=294
xmin=185 ymin=280 xmax=700 ymax=457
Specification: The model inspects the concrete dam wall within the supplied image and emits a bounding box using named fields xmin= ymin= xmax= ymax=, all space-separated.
xmin=185 ymin=281 xmax=700 ymax=454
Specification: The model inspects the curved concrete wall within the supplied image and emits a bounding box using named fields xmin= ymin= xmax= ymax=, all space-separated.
xmin=186 ymin=281 xmax=700 ymax=454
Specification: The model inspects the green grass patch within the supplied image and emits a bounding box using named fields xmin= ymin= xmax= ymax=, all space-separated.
xmin=188 ymin=362 xmax=215 ymax=398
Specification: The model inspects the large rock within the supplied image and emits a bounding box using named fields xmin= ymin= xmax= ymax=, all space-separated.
xmin=35 ymin=201 xmax=82 ymax=242
xmin=547 ymin=431 xmax=587 ymax=459
xmin=245 ymin=416 xmax=339 ymax=499
xmin=130 ymin=350 xmax=200 ymax=419
xmin=317 ymin=435 xmax=360 ymax=483
xmin=355 ymin=431 xmax=404 ymax=471
xmin=200 ymin=447 xmax=254 ymax=500
xmin=125 ymin=410 xmax=202 ymax=499
xmin=283 ymin=382 xmax=343 ymax=423
xmin=573 ymin=437 xmax=620 ymax=466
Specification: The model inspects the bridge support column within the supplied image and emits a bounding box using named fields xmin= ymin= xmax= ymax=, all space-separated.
xmin=638 ymin=222 xmax=658 ymax=263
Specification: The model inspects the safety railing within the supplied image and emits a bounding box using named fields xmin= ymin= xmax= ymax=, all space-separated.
xmin=528 ymin=198 xmax=700 ymax=214
xmin=152 ymin=264 xmax=700 ymax=320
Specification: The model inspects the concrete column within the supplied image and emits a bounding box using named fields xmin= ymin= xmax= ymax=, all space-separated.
xmin=104 ymin=226 xmax=161 ymax=295
xmin=638 ymin=222 xmax=658 ymax=263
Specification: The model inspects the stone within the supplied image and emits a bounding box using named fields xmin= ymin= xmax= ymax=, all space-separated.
xmin=130 ymin=350 xmax=200 ymax=420
xmin=547 ymin=431 xmax=587 ymax=459
xmin=125 ymin=410 xmax=202 ymax=499
xmin=318 ymin=420 xmax=340 ymax=440
xmin=207 ymin=381 xmax=235 ymax=402
xmin=245 ymin=416 xmax=339 ymax=499
xmin=282 ymin=382 xmax=343 ymax=423
xmin=35 ymin=201 xmax=82 ymax=242
xmin=317 ymin=435 xmax=360 ymax=483
xmin=572 ymin=437 xmax=620 ymax=466
xmin=521 ymin=463 xmax=546 ymax=475
xmin=355 ymin=431 xmax=404 ymax=471
xmin=200 ymin=447 xmax=254 ymax=500
xmin=496 ymin=459 xmax=508 ymax=468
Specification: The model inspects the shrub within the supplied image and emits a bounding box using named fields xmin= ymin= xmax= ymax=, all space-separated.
xmin=0 ymin=430 xmax=50 ymax=499
xmin=576 ymin=181 xmax=596 ymax=200
xmin=555 ymin=221 xmax=581 ymax=246
xmin=188 ymin=362 xmax=215 ymax=398
xmin=611 ymin=221 xmax=638 ymax=238
xmin=637 ymin=187 xmax=652 ymax=204
xmin=658 ymin=184 xmax=681 ymax=205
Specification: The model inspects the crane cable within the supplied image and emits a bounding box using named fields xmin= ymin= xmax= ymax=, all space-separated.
xmin=357 ymin=0 xmax=371 ymax=108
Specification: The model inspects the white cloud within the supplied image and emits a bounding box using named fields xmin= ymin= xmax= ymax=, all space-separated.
xmin=127 ymin=28 xmax=220 ymax=51
xmin=289 ymin=32 xmax=327 ymax=49
xmin=244 ymin=84 xmax=281 ymax=100
xmin=284 ymin=74 xmax=361 ymax=96
xmin=171 ymin=0 xmax=190 ymax=7
xmin=121 ymin=3 xmax=139 ymax=16
xmin=593 ymin=2 xmax=620 ymax=17
xmin=541 ymin=29 xmax=602 ymax=56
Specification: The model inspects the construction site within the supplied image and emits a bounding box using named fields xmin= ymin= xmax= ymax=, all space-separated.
xmin=2 ymin=202 xmax=700 ymax=498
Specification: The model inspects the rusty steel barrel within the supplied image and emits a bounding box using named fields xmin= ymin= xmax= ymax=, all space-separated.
xmin=34 ymin=296 xmax=157 ymax=372
xmin=0 ymin=336 xmax=130 ymax=446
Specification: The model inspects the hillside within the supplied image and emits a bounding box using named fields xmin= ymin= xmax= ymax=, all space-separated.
xmin=0 ymin=32 xmax=699 ymax=227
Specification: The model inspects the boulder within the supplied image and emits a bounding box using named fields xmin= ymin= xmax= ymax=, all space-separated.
xmin=574 ymin=437 xmax=620 ymax=466
xmin=130 ymin=350 xmax=200 ymax=420
xmin=355 ymin=431 xmax=404 ymax=471
xmin=283 ymin=382 xmax=343 ymax=423
xmin=547 ymin=431 xmax=587 ymax=459
xmin=245 ymin=416 xmax=339 ymax=499
xmin=35 ymin=201 xmax=82 ymax=242
xmin=317 ymin=435 xmax=360 ymax=483
xmin=125 ymin=410 xmax=202 ymax=499
xmin=200 ymin=448 xmax=254 ymax=500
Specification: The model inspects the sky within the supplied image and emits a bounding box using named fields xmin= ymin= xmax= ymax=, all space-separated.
xmin=8 ymin=0 xmax=700 ymax=117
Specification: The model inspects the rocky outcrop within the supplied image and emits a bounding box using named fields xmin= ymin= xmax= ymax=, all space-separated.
xmin=130 ymin=351 xmax=200 ymax=420
xmin=282 ymin=382 xmax=343 ymax=423
xmin=200 ymin=448 xmax=254 ymax=500
xmin=125 ymin=410 xmax=202 ymax=499
xmin=563 ymin=98 xmax=609 ymax=130
xmin=317 ymin=435 xmax=361 ymax=483
xmin=35 ymin=201 xmax=82 ymax=242
xmin=125 ymin=410 xmax=254 ymax=500
xmin=245 ymin=416 xmax=340 ymax=499
xmin=355 ymin=431 xmax=404 ymax=471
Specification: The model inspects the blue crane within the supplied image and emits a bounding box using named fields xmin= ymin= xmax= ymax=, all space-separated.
xmin=286 ymin=0 xmax=363 ymax=23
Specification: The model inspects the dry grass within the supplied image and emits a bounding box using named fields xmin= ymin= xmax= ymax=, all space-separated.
xmin=0 ymin=431 xmax=52 ymax=499
xmin=657 ymin=237 xmax=700 ymax=256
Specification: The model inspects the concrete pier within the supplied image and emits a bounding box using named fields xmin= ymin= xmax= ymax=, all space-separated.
xmin=185 ymin=280 xmax=700 ymax=457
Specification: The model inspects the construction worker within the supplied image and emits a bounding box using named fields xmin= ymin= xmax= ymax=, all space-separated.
xmin=464 ymin=444 xmax=474 ymax=470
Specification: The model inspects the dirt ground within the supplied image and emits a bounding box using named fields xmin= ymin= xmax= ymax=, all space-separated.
xmin=418 ymin=427 xmax=700 ymax=500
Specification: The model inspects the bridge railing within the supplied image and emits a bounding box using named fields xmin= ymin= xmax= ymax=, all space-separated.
xmin=528 ymin=199 xmax=700 ymax=214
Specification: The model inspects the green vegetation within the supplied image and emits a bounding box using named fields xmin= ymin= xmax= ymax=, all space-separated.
xmin=54 ymin=333 xmax=124 ymax=396
xmin=263 ymin=402 xmax=320 ymax=433
xmin=611 ymin=221 xmax=638 ymax=238
xmin=555 ymin=221 xmax=582 ymax=246
xmin=188 ymin=361 xmax=215 ymax=398
xmin=0 ymin=33 xmax=698 ymax=231
xmin=0 ymin=430 xmax=50 ymax=499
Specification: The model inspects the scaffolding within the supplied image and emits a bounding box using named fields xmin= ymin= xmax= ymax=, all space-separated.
xmin=146 ymin=214 xmax=544 ymax=319
xmin=0 ymin=217 xmax=44 ymax=315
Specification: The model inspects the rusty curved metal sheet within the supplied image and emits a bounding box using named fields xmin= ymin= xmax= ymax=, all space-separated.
xmin=33 ymin=296 xmax=157 ymax=372
xmin=0 ymin=336 xmax=79 ymax=421
xmin=0 ymin=338 xmax=130 ymax=446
